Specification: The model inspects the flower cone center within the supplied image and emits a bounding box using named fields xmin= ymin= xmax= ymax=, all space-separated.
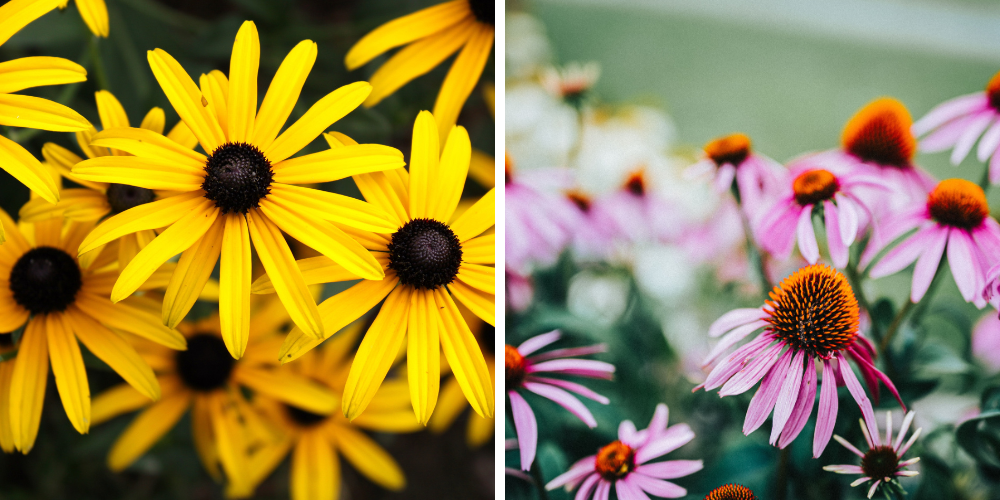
xmin=10 ymin=246 xmax=82 ymax=315
xmin=505 ymin=345 xmax=527 ymax=389
xmin=842 ymin=98 xmax=915 ymax=168
xmin=861 ymin=445 xmax=900 ymax=481
xmin=928 ymin=178 xmax=988 ymax=229
xmin=284 ymin=403 xmax=327 ymax=427
xmin=624 ymin=170 xmax=647 ymax=197
xmin=388 ymin=218 xmax=463 ymax=290
xmin=765 ymin=264 xmax=860 ymax=358
xmin=987 ymin=70 xmax=1000 ymax=112
xmin=175 ymin=334 xmax=235 ymax=391
xmin=705 ymin=133 xmax=751 ymax=167
xmin=468 ymin=0 xmax=493 ymax=25
xmin=595 ymin=440 xmax=635 ymax=481
xmin=705 ymin=484 xmax=758 ymax=500
xmin=793 ymin=169 xmax=840 ymax=206
xmin=202 ymin=142 xmax=274 ymax=215
xmin=106 ymin=184 xmax=156 ymax=215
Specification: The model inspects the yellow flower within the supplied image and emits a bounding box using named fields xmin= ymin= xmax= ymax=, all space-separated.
xmin=243 ymin=321 xmax=422 ymax=500
xmin=1 ymin=208 xmax=184 ymax=454
xmin=0 ymin=331 xmax=17 ymax=453
xmin=346 ymin=0 xmax=494 ymax=142
xmin=59 ymin=0 xmax=109 ymax=37
xmin=260 ymin=110 xmax=495 ymax=425
xmin=90 ymin=296 xmax=338 ymax=495
xmin=0 ymin=0 xmax=92 ymax=243
xmin=70 ymin=21 xmax=406 ymax=359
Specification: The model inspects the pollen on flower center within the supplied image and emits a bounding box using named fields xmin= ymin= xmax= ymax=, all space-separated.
xmin=987 ymin=70 xmax=1000 ymax=111
xmin=9 ymin=246 xmax=82 ymax=315
xmin=468 ymin=0 xmax=493 ymax=25
xmin=705 ymin=133 xmax=751 ymax=167
xmin=505 ymin=345 xmax=527 ymax=389
xmin=704 ymin=484 xmax=759 ymax=500
xmin=595 ymin=441 xmax=635 ymax=481
xmin=928 ymin=178 xmax=989 ymax=229
xmin=842 ymin=98 xmax=916 ymax=168
xmin=387 ymin=218 xmax=463 ymax=290
xmin=201 ymin=142 xmax=274 ymax=215
xmin=624 ymin=170 xmax=646 ymax=196
xmin=284 ymin=403 xmax=327 ymax=427
xmin=567 ymin=190 xmax=592 ymax=212
xmin=861 ymin=445 xmax=900 ymax=481
xmin=106 ymin=184 xmax=156 ymax=215
xmin=175 ymin=334 xmax=236 ymax=391
xmin=765 ymin=264 xmax=860 ymax=359
xmin=793 ymin=169 xmax=840 ymax=206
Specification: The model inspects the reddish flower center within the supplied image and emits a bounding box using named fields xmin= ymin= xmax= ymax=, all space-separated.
xmin=861 ymin=445 xmax=900 ymax=481
xmin=624 ymin=170 xmax=646 ymax=196
xmin=792 ymin=169 xmax=840 ymax=206
xmin=765 ymin=264 xmax=860 ymax=358
xmin=505 ymin=153 xmax=513 ymax=185
xmin=928 ymin=178 xmax=989 ymax=229
xmin=705 ymin=133 xmax=751 ymax=167
xmin=704 ymin=484 xmax=758 ymax=500
xmin=987 ymin=70 xmax=1000 ymax=112
xmin=505 ymin=345 xmax=527 ymax=389
xmin=842 ymin=98 xmax=916 ymax=168
xmin=567 ymin=190 xmax=592 ymax=213
xmin=594 ymin=440 xmax=635 ymax=481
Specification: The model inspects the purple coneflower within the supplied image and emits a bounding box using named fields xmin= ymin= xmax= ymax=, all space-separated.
xmin=704 ymin=484 xmax=759 ymax=500
xmin=546 ymin=403 xmax=703 ymax=500
xmin=700 ymin=264 xmax=904 ymax=458
xmin=506 ymin=156 xmax=580 ymax=273
xmin=824 ymin=411 xmax=921 ymax=499
xmin=507 ymin=330 xmax=614 ymax=470
xmin=686 ymin=133 xmax=784 ymax=217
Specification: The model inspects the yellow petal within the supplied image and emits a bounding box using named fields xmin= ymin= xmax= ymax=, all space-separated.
xmin=228 ymin=21 xmax=259 ymax=143
xmin=407 ymin=110 xmax=438 ymax=219
xmin=166 ymin=120 xmax=199 ymax=150
xmin=433 ymin=287 xmax=493 ymax=418
xmin=75 ymin=126 xmax=110 ymax=159
xmin=352 ymin=408 xmax=424 ymax=433
xmin=234 ymin=366 xmax=337 ymax=414
xmin=456 ymin=263 xmax=494 ymax=295
xmin=42 ymin=141 xmax=106 ymax=191
xmin=407 ymin=289 xmax=439 ymax=425
xmin=0 ymin=0 xmax=63 ymax=47
xmin=265 ymin=81 xmax=372 ymax=164
xmin=68 ymin=306 xmax=160 ymax=402
xmin=342 ymin=285 xmax=411 ymax=420
xmin=46 ymin=312 xmax=91 ymax=434
xmin=18 ymin=188 xmax=108 ymax=222
xmin=0 ymin=134 xmax=59 ymax=203
xmin=139 ymin=107 xmax=165 ymax=134
xmin=323 ymin=130 xmax=357 ymax=148
xmin=461 ymin=233 xmax=494 ymax=264
xmin=330 ymin=424 xmax=406 ymax=490
xmin=432 ymin=24 xmax=493 ymax=142
xmin=0 ymin=205 xmax=29 ymax=257
xmin=9 ymin=318 xmax=48 ymax=453
xmin=147 ymin=48 xmax=225 ymax=153
xmin=426 ymin=376 xmax=464 ymax=433
xmin=246 ymin=210 xmax=324 ymax=338
xmin=162 ymin=215 xmax=223 ymax=327
xmin=107 ymin=390 xmax=191 ymax=471
xmin=253 ymin=39 xmax=317 ymax=151
xmin=251 ymin=254 xmax=376 ymax=294
xmin=268 ymin=183 xmax=396 ymax=233
xmin=208 ymin=392 xmax=249 ymax=489
xmin=244 ymin=438 xmax=294 ymax=492
xmin=0 ymin=288 xmax=28 ymax=333
xmin=291 ymin=431 xmax=337 ymax=500
xmin=0 ymin=93 xmax=90 ymax=131
xmin=90 ymin=126 xmax=207 ymax=168
xmin=199 ymin=70 xmax=229 ymax=140
xmin=448 ymin=280 xmax=494 ymax=327
xmin=271 ymin=144 xmax=405 ymax=185
xmin=91 ymin=377 xmax=177 ymax=425
xmin=74 ymin=293 xmax=187 ymax=350
xmin=449 ymin=187 xmax=494 ymax=242
xmin=190 ymin=396 xmax=220 ymax=480
xmin=78 ymin=191 xmax=204 ymax=255
xmin=466 ymin=413 xmax=494 ymax=447
xmin=72 ymin=155 xmax=205 ymax=191
xmin=95 ymin=90 xmax=129 ymax=134
xmin=430 ymin=125 xmax=471 ymax=222
xmin=468 ymin=149 xmax=494 ymax=187
xmin=344 ymin=0 xmax=469 ymax=69
xmin=0 ymin=361 xmax=16 ymax=452
xmin=354 ymin=171 xmax=409 ymax=227
xmin=0 ymin=56 xmax=87 ymax=94
xmin=220 ymin=214 xmax=251 ymax=359
xmin=76 ymin=0 xmax=109 ymax=37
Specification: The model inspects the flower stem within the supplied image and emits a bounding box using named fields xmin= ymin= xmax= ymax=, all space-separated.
xmin=775 ymin=446 xmax=790 ymax=500
xmin=980 ymin=164 xmax=991 ymax=190
xmin=738 ymin=209 xmax=773 ymax=295
xmin=846 ymin=262 xmax=874 ymax=325
xmin=530 ymin=466 xmax=550 ymax=500
xmin=88 ymin=36 xmax=110 ymax=91
xmin=879 ymin=260 xmax=946 ymax=353
xmin=879 ymin=299 xmax=913 ymax=353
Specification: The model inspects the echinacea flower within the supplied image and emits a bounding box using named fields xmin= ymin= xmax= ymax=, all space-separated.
xmin=700 ymin=264 xmax=904 ymax=458
xmin=869 ymin=178 xmax=1000 ymax=306
xmin=345 ymin=0 xmax=494 ymax=141
xmin=506 ymin=158 xmax=580 ymax=272
xmin=971 ymin=312 xmax=1000 ymax=373
xmin=755 ymin=158 xmax=883 ymax=268
xmin=0 ymin=0 xmax=91 ymax=243
xmin=913 ymin=70 xmax=1000 ymax=184
xmin=70 ymin=21 xmax=405 ymax=358
xmin=545 ymin=403 xmax=703 ymax=499
xmin=824 ymin=411 xmax=921 ymax=499
xmin=505 ymin=439 xmax=533 ymax=481
xmin=686 ymin=133 xmax=784 ymax=217
xmin=595 ymin=169 xmax=684 ymax=245
xmin=540 ymin=61 xmax=600 ymax=107
xmin=60 ymin=0 xmax=108 ymax=37
xmin=2 ymin=209 xmax=185 ymax=454
xmin=242 ymin=320 xmax=421 ymax=500
xmin=704 ymin=484 xmax=759 ymax=500
xmin=506 ymin=330 xmax=613 ymax=470
xmin=91 ymin=297 xmax=338 ymax=496
xmin=262 ymin=111 xmax=496 ymax=426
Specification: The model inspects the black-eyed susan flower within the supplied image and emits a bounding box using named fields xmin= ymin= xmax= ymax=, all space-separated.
xmin=345 ymin=0 xmax=495 ymax=141
xmin=1 ymin=208 xmax=184 ymax=454
xmin=260 ymin=111 xmax=495 ymax=425
xmin=824 ymin=412 xmax=921 ymax=498
xmin=0 ymin=331 xmax=16 ymax=453
xmin=59 ymin=0 xmax=108 ymax=37
xmin=90 ymin=297 xmax=337 ymax=495
xmin=0 ymin=0 xmax=91 ymax=243
xmin=70 ymin=21 xmax=405 ymax=358
xmin=243 ymin=320 xmax=422 ymax=500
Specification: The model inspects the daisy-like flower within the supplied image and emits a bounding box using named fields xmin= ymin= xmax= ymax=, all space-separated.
xmin=345 ymin=0 xmax=494 ymax=141
xmin=540 ymin=61 xmax=600 ymax=108
xmin=701 ymin=264 xmax=904 ymax=458
xmin=59 ymin=0 xmax=108 ymax=37
xmin=1 ymin=209 xmax=185 ymax=454
xmin=755 ymin=158 xmax=883 ymax=268
xmin=704 ymin=484 xmax=759 ymax=500
xmin=506 ymin=158 xmax=579 ymax=273
xmin=545 ymin=403 xmax=703 ymax=499
xmin=596 ymin=169 xmax=684 ymax=245
xmin=506 ymin=330 xmax=613 ymax=470
xmin=260 ymin=111 xmax=496 ymax=426
xmin=90 ymin=297 xmax=338 ymax=496
xmin=869 ymin=178 xmax=1000 ymax=306
xmin=913 ymin=70 xmax=1000 ymax=184
xmin=824 ymin=411 xmax=921 ymax=498
xmin=0 ymin=0 xmax=91 ymax=243
xmin=242 ymin=320 xmax=422 ymax=500
xmin=0 ymin=331 xmax=16 ymax=453
xmin=69 ymin=21 xmax=405 ymax=358
xmin=686 ymin=133 xmax=784 ymax=217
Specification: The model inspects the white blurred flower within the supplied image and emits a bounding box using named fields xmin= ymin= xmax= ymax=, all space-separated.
xmin=540 ymin=61 xmax=601 ymax=104
xmin=633 ymin=244 xmax=696 ymax=300
xmin=574 ymin=105 xmax=677 ymax=194
xmin=506 ymin=82 xmax=579 ymax=171
xmin=566 ymin=270 xmax=630 ymax=326
xmin=506 ymin=12 xmax=552 ymax=79
xmin=911 ymin=392 xmax=978 ymax=430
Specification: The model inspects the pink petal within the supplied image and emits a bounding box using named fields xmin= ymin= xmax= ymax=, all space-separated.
xmin=528 ymin=359 xmax=615 ymax=379
xmin=992 ymin=149 xmax=1000 ymax=184
xmin=796 ymin=205 xmax=820 ymax=264
xmin=868 ymin=479 xmax=881 ymax=498
xmin=847 ymin=346 xmax=905 ymax=410
xmin=948 ymin=229 xmax=985 ymax=302
xmin=709 ymin=308 xmax=769 ymax=338
xmin=518 ymin=331 xmax=562 ymax=356
xmin=530 ymin=377 xmax=609 ymax=404
xmin=911 ymin=225 xmax=948 ymax=302
xmin=719 ymin=342 xmax=786 ymax=396
xmin=912 ymin=92 xmax=985 ymax=136
xmin=524 ymin=382 xmax=598 ymax=427
xmin=836 ymin=196 xmax=860 ymax=246
xmin=825 ymin=200 xmax=848 ymax=268
xmin=646 ymin=403 xmax=670 ymax=440
xmin=615 ymin=476 xmax=651 ymax=500
xmin=813 ymin=360 xmax=839 ymax=458
xmin=509 ymin=391 xmax=538 ymax=470
xmin=635 ymin=424 xmax=695 ymax=464
xmin=744 ymin=348 xmax=795 ymax=435
xmin=703 ymin=335 xmax=774 ymax=390
xmin=594 ymin=480 xmax=611 ymax=500
xmin=920 ymin=113 xmax=977 ymax=152
xmin=628 ymin=473 xmax=687 ymax=498
xmin=619 ymin=419 xmax=640 ymax=447
xmin=978 ymin=117 xmax=1000 ymax=162
xmin=895 ymin=411 xmax=916 ymax=451
xmin=547 ymin=457 xmax=597 ymax=490
xmin=779 ymin=360 xmax=817 ymax=449
xmin=869 ymin=225 xmax=938 ymax=279
xmin=635 ymin=460 xmax=704 ymax=480
xmin=575 ymin=474 xmax=602 ymax=500
xmin=839 ymin=355 xmax=880 ymax=447
xmin=714 ymin=164 xmax=737 ymax=193
xmin=771 ymin=350 xmax=806 ymax=444
xmin=757 ymin=200 xmax=802 ymax=258
xmin=704 ymin=320 xmax=770 ymax=367
xmin=951 ymin=112 xmax=995 ymax=165
xmin=684 ymin=159 xmax=715 ymax=180
xmin=529 ymin=345 xmax=608 ymax=362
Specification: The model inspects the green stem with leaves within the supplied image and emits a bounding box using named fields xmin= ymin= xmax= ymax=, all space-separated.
xmin=879 ymin=260 xmax=946 ymax=353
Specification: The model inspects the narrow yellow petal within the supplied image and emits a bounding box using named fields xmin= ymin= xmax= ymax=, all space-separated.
xmin=72 ymin=155 xmax=205 ymax=191
xmin=75 ymin=126 xmax=110 ymax=159
xmin=407 ymin=289 xmax=440 ymax=425
xmin=191 ymin=396 xmax=221 ymax=480
xmin=95 ymin=90 xmax=130 ymax=132
xmin=234 ymin=367 xmax=337 ymax=414
xmin=352 ymin=409 xmax=424 ymax=433
xmin=251 ymin=254 xmax=378 ymax=294
xmin=91 ymin=376 xmax=178 ymax=425
xmin=42 ymin=141 xmax=106 ymax=191
xmin=323 ymin=130 xmax=357 ymax=148
xmin=0 ymin=134 xmax=59 ymax=203
xmin=335 ymin=222 xmax=391 ymax=252
xmin=253 ymin=39 xmax=317 ymax=150
xmin=449 ymin=187 xmax=494 ymax=242
xmin=0 ymin=0 xmax=63 ymax=47
xmin=0 ymin=56 xmax=87 ymax=94
xmin=74 ymin=293 xmax=187 ymax=350
xmin=468 ymin=149 xmax=494 ymax=187
xmin=90 ymin=126 xmax=206 ymax=168
xmin=0 ymin=93 xmax=90 ymax=131
xmin=466 ymin=413 xmax=494 ymax=447
xmin=461 ymin=233 xmax=494 ymax=264
xmin=76 ymin=0 xmax=109 ymax=37
xmin=166 ymin=117 xmax=199 ymax=150
xmin=68 ymin=307 xmax=160 ymax=402
xmin=162 ymin=216 xmax=223 ymax=327
xmin=78 ymin=191 xmax=203 ymax=255
xmin=271 ymin=144 xmax=405 ymax=184
xmin=220 ymin=214 xmax=251 ymax=359
xmin=432 ymin=24 xmax=493 ymax=141
xmin=433 ymin=287 xmax=493 ymax=418
xmin=107 ymin=391 xmax=190 ymax=471
xmin=0 ymin=206 xmax=29 ymax=257
xmin=19 ymin=188 xmax=108 ymax=223
xmin=147 ymin=48 xmax=225 ymax=152
xmin=139 ymin=107 xmax=166 ymax=134
xmin=117 ymin=232 xmax=140 ymax=270
xmin=208 ymin=392 xmax=249 ymax=488
xmin=456 ymin=263 xmax=494 ymax=295
xmin=331 ymin=424 xmax=406 ymax=490
xmin=32 ymin=217 xmax=62 ymax=248
xmin=426 ymin=376 xmax=465 ymax=433
xmin=246 ymin=210 xmax=324 ymax=338
xmin=344 ymin=0 xmax=469 ymax=69
xmin=268 ymin=184 xmax=396 ymax=233
xmin=0 ymin=361 xmax=17 ymax=452
xmin=244 ymin=438 xmax=294 ymax=493
xmin=291 ymin=431 xmax=337 ymax=500
xmin=265 ymin=81 xmax=372 ymax=164
xmin=342 ymin=285 xmax=411 ymax=419
xmin=430 ymin=125 xmax=471 ymax=222
xmin=407 ymin=110 xmax=438 ymax=218
xmin=228 ymin=21 xmax=259 ymax=142
xmin=199 ymin=70 xmax=229 ymax=139
xmin=354 ymin=171 xmax=409 ymax=227
xmin=9 ymin=318 xmax=48 ymax=453
xmin=46 ymin=313 xmax=91 ymax=434
xmin=448 ymin=280 xmax=494 ymax=326
xmin=0 ymin=287 xmax=28 ymax=333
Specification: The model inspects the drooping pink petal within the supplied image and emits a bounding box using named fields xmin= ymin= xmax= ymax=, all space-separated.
xmin=518 ymin=330 xmax=562 ymax=356
xmin=702 ymin=335 xmax=775 ymax=390
xmin=524 ymin=382 xmax=598 ymax=427
xmin=615 ymin=476 xmax=651 ymax=500
xmin=912 ymin=92 xmax=985 ymax=136
xmin=780 ymin=359 xmax=817 ymax=449
xmin=951 ymin=112 xmax=995 ymax=165
xmin=770 ymin=350 xmax=806 ymax=444
xmin=719 ymin=342 xmax=786 ymax=396
xmin=743 ymin=348 xmax=794 ymax=435
xmin=991 ymin=148 xmax=1000 ymax=183
xmin=825 ymin=200 xmax=849 ymax=268
xmin=594 ymin=479 xmax=611 ymax=500
xmin=869 ymin=224 xmax=937 ymax=279
xmin=529 ymin=345 xmax=608 ymax=362
xmin=704 ymin=320 xmax=769 ymax=367
xmin=684 ymin=159 xmax=715 ymax=180
xmin=813 ymin=360 xmax=839 ymax=458
xmin=528 ymin=359 xmax=616 ymax=379
xmin=920 ymin=113 xmax=978 ymax=152
xmin=529 ymin=377 xmax=609 ymax=404
xmin=910 ymin=225 xmax=948 ymax=302
xmin=947 ymin=228 xmax=982 ymax=302
xmin=575 ymin=474 xmax=601 ymax=500
xmin=546 ymin=457 xmax=597 ymax=490
xmin=978 ymin=117 xmax=1000 ymax=162
xmin=973 ymin=217 xmax=1000 ymax=263
xmin=509 ymin=391 xmax=538 ymax=470
xmin=635 ymin=424 xmax=695 ymax=464
xmin=635 ymin=460 xmax=704 ymax=480
xmin=796 ymin=205 xmax=820 ymax=264
xmin=757 ymin=199 xmax=802 ymax=258
xmin=714 ymin=163 xmax=737 ymax=193
xmin=836 ymin=195 xmax=860 ymax=245
xmin=628 ymin=473 xmax=687 ymax=498
xmin=847 ymin=346 xmax=905 ymax=410
xmin=895 ymin=411 xmax=916 ymax=451
xmin=708 ymin=308 xmax=769 ymax=338
xmin=839 ymin=355 xmax=880 ymax=447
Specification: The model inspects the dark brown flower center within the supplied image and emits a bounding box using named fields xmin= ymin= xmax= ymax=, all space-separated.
xmin=861 ymin=445 xmax=900 ymax=481
xmin=987 ymin=70 xmax=1000 ymax=112
xmin=468 ymin=0 xmax=493 ymax=25
xmin=842 ymin=98 xmax=915 ymax=168
xmin=9 ymin=246 xmax=82 ymax=315
xmin=927 ymin=178 xmax=989 ymax=229
xmin=793 ymin=169 xmax=840 ymax=206
xmin=595 ymin=441 xmax=635 ymax=481
xmin=705 ymin=484 xmax=758 ymax=500
xmin=705 ymin=133 xmax=751 ymax=167
xmin=106 ymin=184 xmax=156 ymax=215
xmin=567 ymin=191 xmax=592 ymax=213
xmin=175 ymin=334 xmax=235 ymax=391
xmin=202 ymin=142 xmax=273 ymax=215
xmin=284 ymin=403 xmax=327 ymax=427
xmin=623 ymin=170 xmax=646 ymax=197
xmin=505 ymin=344 xmax=526 ymax=389
xmin=765 ymin=264 xmax=860 ymax=358
xmin=388 ymin=218 xmax=463 ymax=290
